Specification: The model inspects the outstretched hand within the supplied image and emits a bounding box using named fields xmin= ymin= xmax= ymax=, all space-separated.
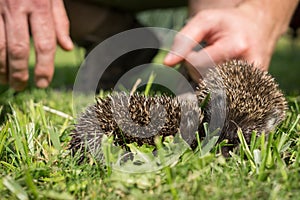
xmin=164 ymin=0 xmax=298 ymax=81
xmin=0 ymin=0 xmax=73 ymax=91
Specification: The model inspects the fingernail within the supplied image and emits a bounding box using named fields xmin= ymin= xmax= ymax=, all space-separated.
xmin=64 ymin=36 xmax=74 ymax=50
xmin=36 ymin=78 xmax=49 ymax=88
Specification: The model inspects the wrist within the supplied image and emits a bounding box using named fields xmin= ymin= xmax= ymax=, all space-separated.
xmin=188 ymin=0 xmax=244 ymax=16
xmin=238 ymin=0 xmax=299 ymax=39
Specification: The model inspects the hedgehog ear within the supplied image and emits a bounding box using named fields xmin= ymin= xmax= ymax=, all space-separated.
xmin=266 ymin=104 xmax=287 ymax=132
xmin=265 ymin=117 xmax=278 ymax=133
xmin=264 ymin=110 xmax=283 ymax=133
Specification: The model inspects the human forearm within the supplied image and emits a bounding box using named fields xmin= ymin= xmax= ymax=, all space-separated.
xmin=188 ymin=0 xmax=244 ymax=16
xmin=239 ymin=0 xmax=299 ymax=40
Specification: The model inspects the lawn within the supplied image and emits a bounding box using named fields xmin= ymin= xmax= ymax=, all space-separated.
xmin=0 ymin=33 xmax=299 ymax=199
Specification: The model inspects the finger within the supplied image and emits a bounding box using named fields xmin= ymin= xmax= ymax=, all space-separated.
xmin=184 ymin=38 xmax=248 ymax=81
xmin=0 ymin=15 xmax=7 ymax=84
xmin=188 ymin=44 xmax=230 ymax=66
xmin=200 ymin=37 xmax=269 ymax=71
xmin=187 ymin=36 xmax=248 ymax=67
xmin=184 ymin=50 xmax=216 ymax=82
xmin=164 ymin=12 xmax=213 ymax=66
xmin=52 ymin=0 xmax=73 ymax=51
xmin=5 ymin=12 xmax=30 ymax=91
xmin=29 ymin=1 xmax=56 ymax=88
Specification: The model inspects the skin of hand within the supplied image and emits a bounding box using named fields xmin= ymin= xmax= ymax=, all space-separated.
xmin=188 ymin=0 xmax=244 ymax=16
xmin=0 ymin=0 xmax=73 ymax=91
xmin=164 ymin=0 xmax=299 ymax=82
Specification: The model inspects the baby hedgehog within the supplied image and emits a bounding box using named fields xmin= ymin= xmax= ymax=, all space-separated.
xmin=70 ymin=59 xmax=287 ymax=160
xmin=199 ymin=60 xmax=287 ymax=155
xmin=70 ymin=92 xmax=204 ymax=161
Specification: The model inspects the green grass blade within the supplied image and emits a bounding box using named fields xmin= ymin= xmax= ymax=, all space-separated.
xmin=144 ymin=72 xmax=156 ymax=96
xmin=237 ymin=128 xmax=255 ymax=168
xmin=3 ymin=176 xmax=29 ymax=200
xmin=0 ymin=122 xmax=9 ymax=159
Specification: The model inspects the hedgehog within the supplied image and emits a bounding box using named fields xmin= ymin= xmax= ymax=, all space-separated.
xmin=198 ymin=60 xmax=287 ymax=156
xmin=70 ymin=92 xmax=205 ymax=161
xmin=70 ymin=59 xmax=287 ymax=161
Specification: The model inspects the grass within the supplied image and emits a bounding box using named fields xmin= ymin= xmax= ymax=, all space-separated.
xmin=0 ymin=34 xmax=299 ymax=199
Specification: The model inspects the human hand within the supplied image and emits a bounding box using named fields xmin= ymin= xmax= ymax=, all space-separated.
xmin=164 ymin=0 xmax=298 ymax=82
xmin=0 ymin=0 xmax=73 ymax=91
